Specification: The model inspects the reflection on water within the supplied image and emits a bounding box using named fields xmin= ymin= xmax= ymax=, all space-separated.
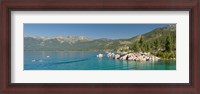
xmin=24 ymin=51 xmax=176 ymax=70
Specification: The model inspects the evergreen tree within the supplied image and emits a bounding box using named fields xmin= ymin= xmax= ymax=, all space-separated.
xmin=139 ymin=36 xmax=144 ymax=44
xmin=146 ymin=43 xmax=151 ymax=52
xmin=133 ymin=41 xmax=140 ymax=52
xmin=154 ymin=38 xmax=160 ymax=50
xmin=139 ymin=36 xmax=144 ymax=51
xmin=165 ymin=34 xmax=173 ymax=52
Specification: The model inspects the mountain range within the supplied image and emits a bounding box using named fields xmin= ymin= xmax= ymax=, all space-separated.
xmin=24 ymin=25 xmax=176 ymax=51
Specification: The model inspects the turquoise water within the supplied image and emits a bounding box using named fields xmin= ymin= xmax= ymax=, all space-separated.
xmin=24 ymin=51 xmax=176 ymax=70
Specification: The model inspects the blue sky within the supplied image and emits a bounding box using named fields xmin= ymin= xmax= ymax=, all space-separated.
xmin=24 ymin=24 xmax=169 ymax=39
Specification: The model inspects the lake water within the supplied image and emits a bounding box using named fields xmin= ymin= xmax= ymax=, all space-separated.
xmin=24 ymin=51 xmax=176 ymax=70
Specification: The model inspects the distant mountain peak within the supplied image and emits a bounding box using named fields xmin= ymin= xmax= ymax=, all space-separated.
xmin=24 ymin=25 xmax=176 ymax=51
xmin=25 ymin=35 xmax=92 ymax=44
xmin=96 ymin=38 xmax=113 ymax=41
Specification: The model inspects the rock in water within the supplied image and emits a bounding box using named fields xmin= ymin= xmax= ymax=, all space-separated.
xmin=97 ymin=53 xmax=103 ymax=58
xmin=114 ymin=54 xmax=120 ymax=60
xmin=107 ymin=52 xmax=113 ymax=57
xmin=120 ymin=55 xmax=128 ymax=60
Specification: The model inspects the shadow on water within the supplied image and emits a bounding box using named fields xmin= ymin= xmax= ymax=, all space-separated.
xmin=46 ymin=58 xmax=90 ymax=66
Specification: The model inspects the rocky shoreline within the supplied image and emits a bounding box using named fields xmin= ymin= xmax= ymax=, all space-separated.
xmin=97 ymin=52 xmax=160 ymax=61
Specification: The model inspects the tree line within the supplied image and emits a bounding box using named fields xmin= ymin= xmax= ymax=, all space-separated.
xmin=130 ymin=32 xmax=176 ymax=59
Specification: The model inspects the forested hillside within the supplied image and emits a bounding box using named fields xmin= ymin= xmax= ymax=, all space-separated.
xmin=24 ymin=25 xmax=176 ymax=59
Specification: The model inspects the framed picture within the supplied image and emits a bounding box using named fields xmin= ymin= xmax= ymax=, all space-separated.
xmin=1 ymin=0 xmax=199 ymax=94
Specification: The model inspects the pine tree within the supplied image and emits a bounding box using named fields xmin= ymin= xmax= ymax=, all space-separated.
xmin=139 ymin=36 xmax=144 ymax=45
xmin=154 ymin=38 xmax=160 ymax=51
xmin=146 ymin=43 xmax=151 ymax=52
xmin=139 ymin=36 xmax=144 ymax=51
xmin=133 ymin=41 xmax=140 ymax=52
xmin=165 ymin=34 xmax=173 ymax=52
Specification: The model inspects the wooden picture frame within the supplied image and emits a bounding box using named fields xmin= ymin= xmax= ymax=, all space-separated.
xmin=1 ymin=0 xmax=199 ymax=94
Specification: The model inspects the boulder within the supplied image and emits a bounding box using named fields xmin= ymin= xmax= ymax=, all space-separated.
xmin=97 ymin=53 xmax=103 ymax=58
xmin=107 ymin=52 xmax=115 ymax=58
xmin=120 ymin=55 xmax=128 ymax=60
xmin=107 ymin=53 xmax=112 ymax=57
xmin=149 ymin=56 xmax=160 ymax=61
xmin=114 ymin=54 xmax=120 ymax=60
xmin=137 ymin=56 xmax=146 ymax=61
xmin=154 ymin=56 xmax=160 ymax=61
xmin=128 ymin=56 xmax=134 ymax=60
xmin=122 ymin=52 xmax=128 ymax=55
